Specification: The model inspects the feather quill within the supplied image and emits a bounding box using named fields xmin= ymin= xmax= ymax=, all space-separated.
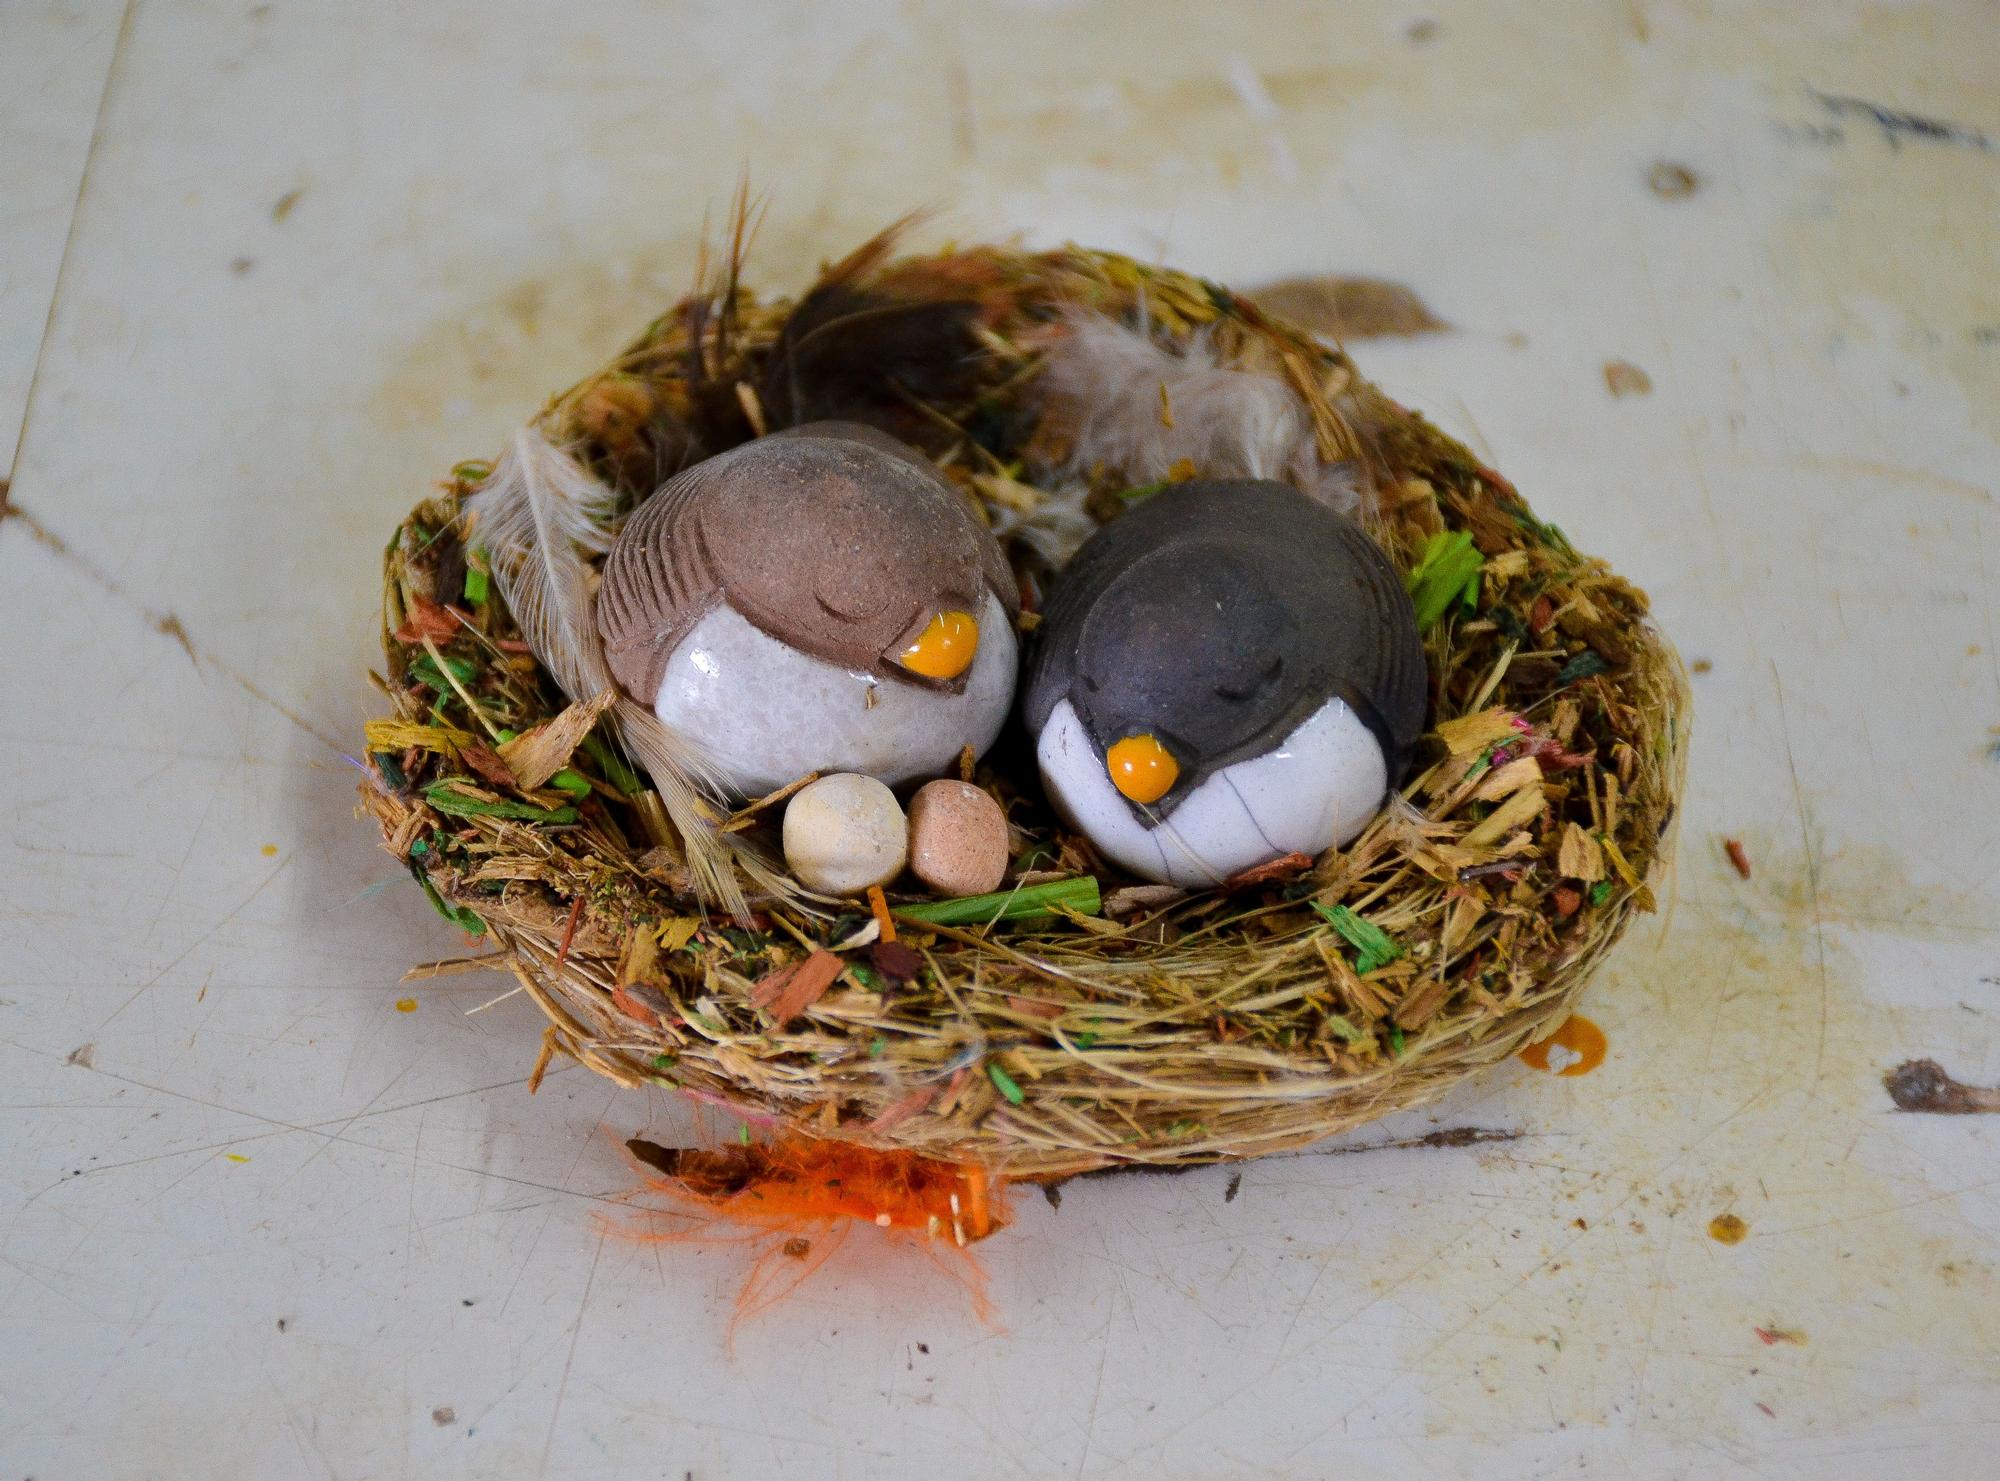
xmin=465 ymin=427 xmax=766 ymax=919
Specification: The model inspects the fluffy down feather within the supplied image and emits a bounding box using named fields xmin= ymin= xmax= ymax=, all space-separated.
xmin=1038 ymin=313 xmax=1364 ymax=523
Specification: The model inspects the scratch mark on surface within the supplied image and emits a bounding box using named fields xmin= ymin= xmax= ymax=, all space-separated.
xmin=1749 ymin=452 xmax=1996 ymax=506
xmin=96 ymin=853 xmax=295 ymax=1031
xmin=1810 ymin=87 xmax=1993 ymax=153
xmin=3 ymin=0 xmax=135 ymax=490
xmin=537 ymin=1227 xmax=604 ymax=1479
xmin=0 ymin=499 xmax=344 ymax=752
xmin=1071 ymin=1283 xmax=1115 ymax=1478
xmin=1770 ymin=664 xmax=1830 ymax=1090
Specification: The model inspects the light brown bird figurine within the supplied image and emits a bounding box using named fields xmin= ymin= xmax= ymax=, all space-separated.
xmin=595 ymin=422 xmax=1020 ymax=796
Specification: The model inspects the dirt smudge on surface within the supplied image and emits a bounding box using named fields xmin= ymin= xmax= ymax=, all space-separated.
xmin=1366 ymin=824 xmax=2000 ymax=1443
xmin=1809 ymin=90 xmax=1993 ymax=154
xmin=1249 ymin=276 xmax=1449 ymax=339
xmin=1647 ymin=161 xmax=1699 ymax=198
xmin=1602 ymin=359 xmax=1654 ymax=397
xmin=1884 ymin=1058 xmax=2000 ymax=1114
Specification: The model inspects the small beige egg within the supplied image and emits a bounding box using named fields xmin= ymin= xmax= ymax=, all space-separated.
xmin=906 ymin=779 xmax=1009 ymax=898
xmin=782 ymin=773 xmax=908 ymax=895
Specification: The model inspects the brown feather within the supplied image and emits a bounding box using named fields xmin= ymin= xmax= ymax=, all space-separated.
xmin=758 ymin=218 xmax=985 ymax=444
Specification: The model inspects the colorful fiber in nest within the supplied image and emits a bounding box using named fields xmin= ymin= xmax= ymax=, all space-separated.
xmin=611 ymin=1134 xmax=1011 ymax=1341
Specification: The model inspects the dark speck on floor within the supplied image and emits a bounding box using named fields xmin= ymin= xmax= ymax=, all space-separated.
xmin=1884 ymin=1058 xmax=2000 ymax=1113
xmin=1648 ymin=161 xmax=1699 ymax=198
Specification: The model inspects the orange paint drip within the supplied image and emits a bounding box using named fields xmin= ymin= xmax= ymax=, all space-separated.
xmin=1519 ymin=1014 xmax=1607 ymax=1076
xmin=611 ymin=1134 xmax=1010 ymax=1345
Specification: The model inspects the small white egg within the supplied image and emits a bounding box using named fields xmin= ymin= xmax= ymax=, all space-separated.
xmin=781 ymin=773 xmax=909 ymax=895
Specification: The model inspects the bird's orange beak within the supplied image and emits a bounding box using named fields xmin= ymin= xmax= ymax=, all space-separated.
xmin=898 ymin=610 xmax=979 ymax=680
xmin=1106 ymin=733 xmax=1180 ymax=804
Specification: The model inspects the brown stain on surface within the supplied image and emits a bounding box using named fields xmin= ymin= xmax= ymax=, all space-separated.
xmin=1603 ymin=359 xmax=1654 ymax=397
xmin=1248 ymin=276 xmax=1450 ymax=340
xmin=1647 ymin=161 xmax=1699 ymax=198
xmin=1884 ymin=1059 xmax=2000 ymax=1114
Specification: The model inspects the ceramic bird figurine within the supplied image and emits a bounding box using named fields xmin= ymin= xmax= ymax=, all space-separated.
xmin=595 ymin=422 xmax=1020 ymax=796
xmin=1022 ymin=480 xmax=1426 ymax=887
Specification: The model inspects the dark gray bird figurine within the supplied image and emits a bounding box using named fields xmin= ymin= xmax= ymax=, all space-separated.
xmin=1022 ymin=479 xmax=1426 ymax=885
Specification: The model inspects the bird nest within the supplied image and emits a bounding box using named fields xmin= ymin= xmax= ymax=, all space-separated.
xmin=361 ymin=228 xmax=1688 ymax=1178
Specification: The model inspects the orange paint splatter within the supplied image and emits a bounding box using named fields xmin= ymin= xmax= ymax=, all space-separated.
xmin=1753 ymin=1325 xmax=1807 ymax=1347
xmin=261 ymin=844 xmax=279 ymax=858
xmin=1709 ymin=1212 xmax=1750 ymax=1244
xmin=395 ymin=997 xmax=418 ymax=1013
xmin=1519 ymin=1015 xmax=1608 ymax=1076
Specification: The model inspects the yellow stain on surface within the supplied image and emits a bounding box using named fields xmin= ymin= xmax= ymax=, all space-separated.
xmin=261 ymin=844 xmax=279 ymax=857
xmin=224 ymin=1153 xmax=250 ymax=1164
xmin=395 ymin=997 xmax=418 ymax=1013
xmin=1709 ymin=1212 xmax=1750 ymax=1245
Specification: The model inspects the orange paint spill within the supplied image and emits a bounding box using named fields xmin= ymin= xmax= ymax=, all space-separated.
xmin=1519 ymin=1014 xmax=1608 ymax=1076
xmin=1709 ymin=1213 xmax=1749 ymax=1244
xmin=395 ymin=997 xmax=418 ymax=1013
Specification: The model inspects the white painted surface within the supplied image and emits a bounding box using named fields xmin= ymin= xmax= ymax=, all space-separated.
xmin=0 ymin=0 xmax=124 ymax=472
xmin=3 ymin=4 xmax=1996 ymax=1478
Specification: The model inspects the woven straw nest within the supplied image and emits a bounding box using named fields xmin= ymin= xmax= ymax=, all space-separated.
xmin=362 ymin=228 xmax=1689 ymax=1179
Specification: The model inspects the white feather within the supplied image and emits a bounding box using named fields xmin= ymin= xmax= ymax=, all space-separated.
xmin=1038 ymin=313 xmax=1363 ymax=521
xmin=465 ymin=427 xmax=767 ymax=918
xmin=987 ymin=475 xmax=1097 ymax=572
xmin=467 ymin=429 xmax=620 ymax=705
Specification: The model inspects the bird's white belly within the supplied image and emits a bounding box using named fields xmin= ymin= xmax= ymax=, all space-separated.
xmin=1036 ymin=696 xmax=1389 ymax=888
xmin=653 ymin=591 xmax=1017 ymax=797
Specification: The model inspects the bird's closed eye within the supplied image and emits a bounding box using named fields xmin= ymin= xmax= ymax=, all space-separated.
xmin=1214 ymin=654 xmax=1283 ymax=703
